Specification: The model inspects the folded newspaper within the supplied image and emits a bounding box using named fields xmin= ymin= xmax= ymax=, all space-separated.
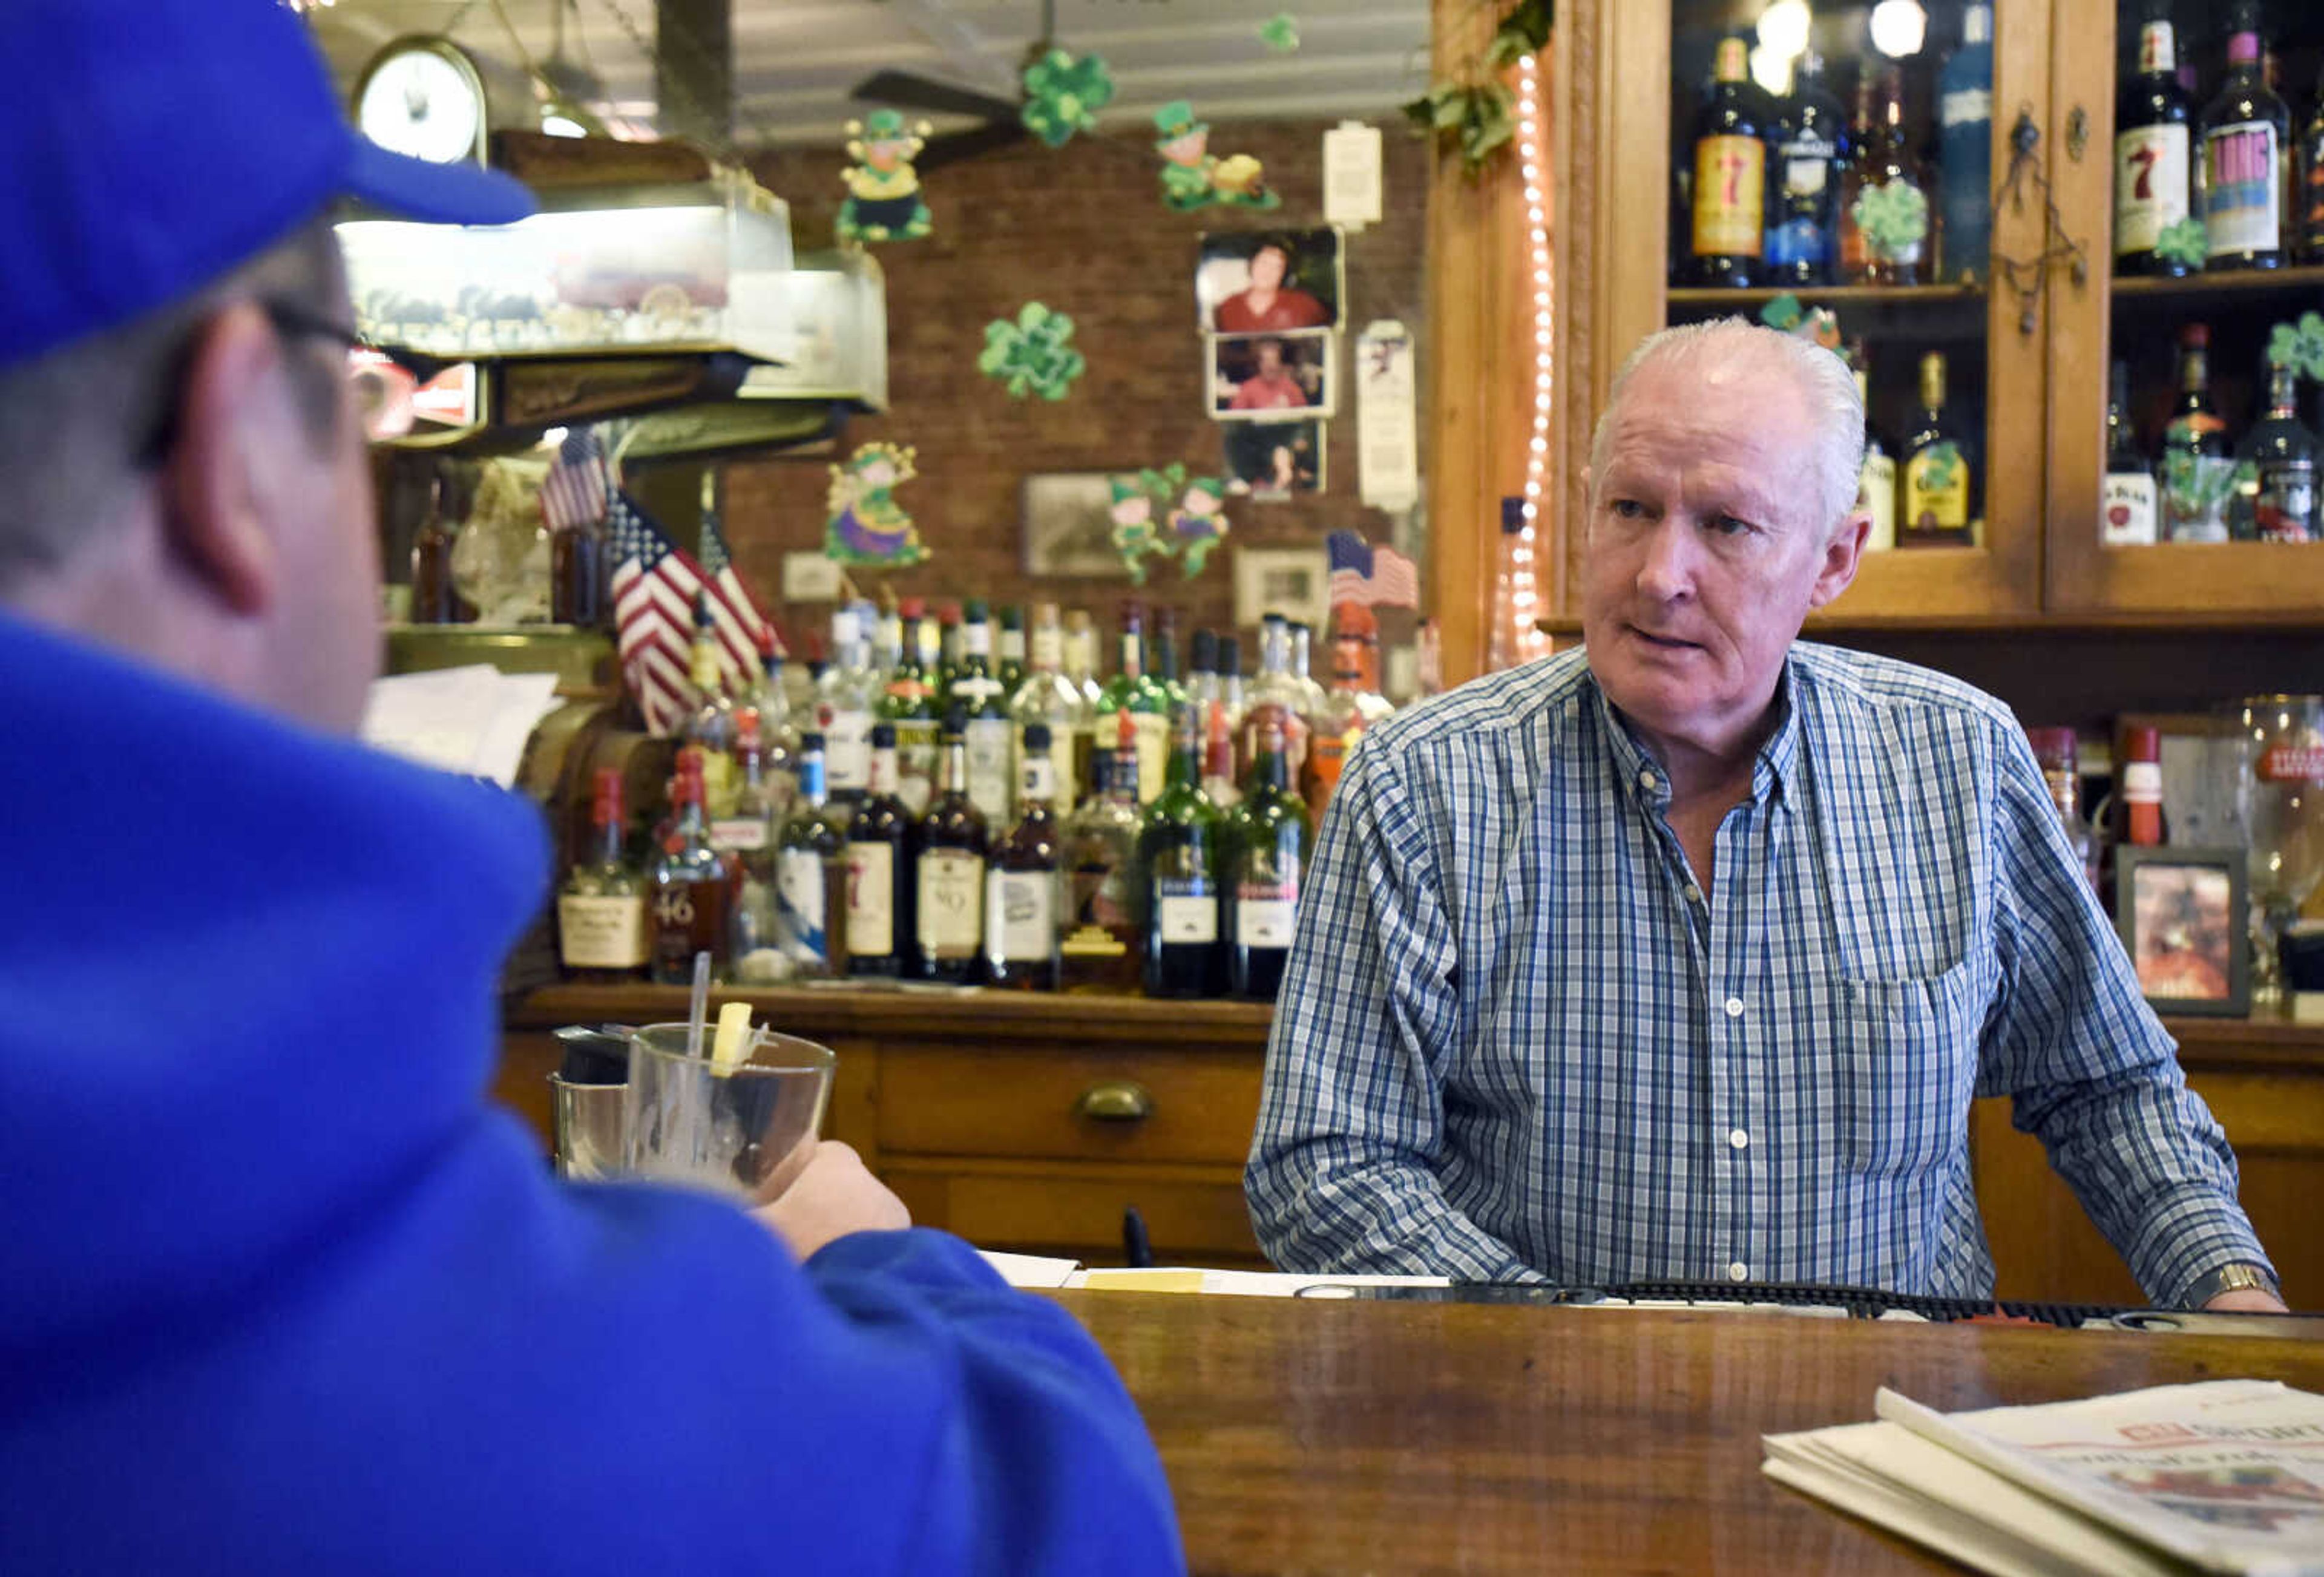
xmin=1764 ymin=1380 xmax=2324 ymax=1576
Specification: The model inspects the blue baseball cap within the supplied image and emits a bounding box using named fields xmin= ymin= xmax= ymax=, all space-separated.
xmin=2 ymin=0 xmax=536 ymax=370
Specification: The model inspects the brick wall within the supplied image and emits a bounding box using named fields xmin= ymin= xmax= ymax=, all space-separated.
xmin=728 ymin=118 xmax=1428 ymax=658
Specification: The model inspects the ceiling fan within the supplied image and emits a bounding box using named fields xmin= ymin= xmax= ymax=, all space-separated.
xmin=849 ymin=0 xmax=1065 ymax=172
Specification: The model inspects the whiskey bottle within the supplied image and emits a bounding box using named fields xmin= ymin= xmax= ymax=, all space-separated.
xmin=1687 ymin=34 xmax=1766 ymax=288
xmin=1097 ymin=602 xmax=1172 ymax=808
xmin=2199 ymin=5 xmax=2290 ymax=270
xmin=1901 ymin=352 xmax=1974 ymax=545
xmin=2301 ymin=65 xmax=2324 ymax=262
xmin=2114 ymin=3 xmax=2194 ymax=277
xmin=716 ymin=707 xmax=784 ymax=984
xmin=844 ymin=723 xmax=913 ymax=979
xmin=814 ymin=601 xmax=878 ymax=805
xmin=679 ymin=594 xmax=740 ymax=818
xmin=1226 ymin=717 xmax=1313 ymax=1001
xmin=1937 ymin=2 xmax=1994 ymax=284
xmin=951 ymin=600 xmax=1014 ymax=824
xmin=2161 ymin=324 xmax=2234 ymax=542
xmin=879 ymin=597 xmax=938 ymax=818
xmin=1010 ymin=600 xmax=1093 ymax=810
xmin=775 ymin=732 xmax=847 ymax=979
xmin=2102 ymin=360 xmax=2160 ymax=546
xmin=912 ymin=709 xmax=989 ymax=983
xmin=1766 ymin=50 xmax=1847 ymax=287
xmin=985 ymin=722 xmax=1062 ymax=991
xmin=1854 ymin=65 xmax=1933 ymax=286
xmin=1853 ymin=353 xmax=1899 ymax=551
xmin=2229 ymin=359 xmax=2319 ymax=542
xmin=1059 ymin=710 xmax=1145 ymax=992
xmin=557 ymin=767 xmax=648 ymax=983
xmin=649 ymin=750 xmax=734 ymax=985
xmin=2024 ymin=727 xmax=2100 ymax=897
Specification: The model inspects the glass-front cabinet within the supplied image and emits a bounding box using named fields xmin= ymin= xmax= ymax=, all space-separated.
xmin=1553 ymin=0 xmax=2324 ymax=627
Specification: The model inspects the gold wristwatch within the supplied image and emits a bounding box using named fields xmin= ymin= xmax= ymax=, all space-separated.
xmin=2182 ymin=1263 xmax=2280 ymax=1308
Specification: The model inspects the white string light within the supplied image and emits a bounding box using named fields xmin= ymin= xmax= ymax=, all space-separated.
xmin=1504 ymin=51 xmax=1553 ymax=665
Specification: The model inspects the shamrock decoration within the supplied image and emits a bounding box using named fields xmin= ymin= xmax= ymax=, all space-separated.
xmin=1915 ymin=441 xmax=1963 ymax=497
xmin=1759 ymin=293 xmax=1805 ymax=331
xmin=978 ymin=302 xmax=1087 ymax=401
xmin=1259 ymin=13 xmax=1300 ymax=52
xmin=1020 ymin=49 xmax=1114 ymax=149
xmin=2162 ymin=447 xmax=2236 ymax=541
xmin=2155 ymin=217 xmax=2208 ymax=272
xmin=2266 ymin=312 xmax=2324 ymax=382
xmin=1851 ymin=180 xmax=1929 ymax=263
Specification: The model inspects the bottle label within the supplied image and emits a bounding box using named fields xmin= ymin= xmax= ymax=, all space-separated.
xmin=1235 ymin=884 xmax=1298 ymax=949
xmin=2122 ymin=760 xmax=2164 ymax=803
xmin=2204 ymin=122 xmax=2280 ymax=256
xmin=845 ymin=841 xmax=894 ymax=957
xmin=775 ymin=848 xmax=830 ymax=966
xmin=1132 ymin=713 xmax=1171 ymax=806
xmin=1154 ymin=877 xmax=1218 ymax=945
xmin=2138 ymin=21 xmax=2176 ymax=76
xmin=2114 ymin=123 xmax=2191 ymax=254
xmin=1903 ymin=443 xmax=1970 ymax=538
xmin=707 ymin=816 xmax=769 ymax=853
xmin=2260 ymin=746 xmax=2324 ymax=785
xmin=695 ymin=752 xmax=738 ymax=818
xmin=986 ymin=870 xmax=1056 ymax=962
xmin=826 ymin=710 xmax=872 ymax=792
xmin=1777 ymin=136 xmax=1836 ymax=198
xmin=1940 ymin=87 xmax=1992 ymax=131
xmin=2254 ymin=460 xmax=2318 ymax=543
xmin=1030 ymin=626 xmax=1063 ymax=670
xmin=1859 ymin=451 xmax=1898 ymax=551
xmin=965 ymin=718 xmax=1014 ymax=822
xmin=1855 ymin=177 xmax=1929 ymax=266
xmin=1691 ymin=134 xmax=1765 ymax=257
xmin=2101 ymin=471 xmax=2159 ymax=546
xmin=952 ymin=675 xmax=1006 ymax=709
xmin=916 ymin=849 xmax=984 ymax=957
xmin=1020 ymin=754 xmax=1057 ymax=808
xmin=558 ymin=893 xmax=649 ymax=969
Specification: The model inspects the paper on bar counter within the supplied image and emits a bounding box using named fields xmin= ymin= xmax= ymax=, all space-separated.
xmin=1765 ymin=1380 xmax=2324 ymax=1577
xmin=971 ymin=1255 xmax=1454 ymax=1298
xmin=359 ymin=665 xmax=563 ymax=787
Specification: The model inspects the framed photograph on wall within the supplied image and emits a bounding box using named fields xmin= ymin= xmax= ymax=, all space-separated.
xmin=2114 ymin=846 xmax=2250 ymax=1017
xmin=1195 ymin=228 xmax=1344 ymax=333
xmin=1210 ymin=330 xmax=1334 ymax=420
xmin=1232 ymin=545 xmax=1331 ymax=631
xmin=1222 ymin=419 xmax=1325 ymax=499
xmin=1020 ymin=473 xmax=1129 ymax=578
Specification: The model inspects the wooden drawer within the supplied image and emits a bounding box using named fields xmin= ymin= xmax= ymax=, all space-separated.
xmin=876 ymin=1042 xmax=1263 ymax=1167
xmin=884 ymin=1158 xmax=1264 ymax=1265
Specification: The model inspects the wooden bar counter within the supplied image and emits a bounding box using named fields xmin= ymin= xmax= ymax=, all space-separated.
xmin=1049 ymin=1290 xmax=2324 ymax=1575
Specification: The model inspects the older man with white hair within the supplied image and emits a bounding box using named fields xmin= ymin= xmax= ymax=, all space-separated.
xmin=1247 ymin=318 xmax=2283 ymax=1313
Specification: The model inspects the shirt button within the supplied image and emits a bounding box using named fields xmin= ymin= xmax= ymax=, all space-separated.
xmin=1728 ymin=1128 xmax=1750 ymax=1150
xmin=1727 ymin=1261 xmax=1750 ymax=1283
xmin=1683 ymin=884 xmax=1703 ymax=905
xmin=1639 ymin=769 xmax=1659 ymax=793
xmin=1724 ymin=996 xmax=1744 ymax=1018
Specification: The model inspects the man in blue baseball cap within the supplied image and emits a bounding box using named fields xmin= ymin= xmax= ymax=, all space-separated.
xmin=0 ymin=4 xmax=1183 ymax=1572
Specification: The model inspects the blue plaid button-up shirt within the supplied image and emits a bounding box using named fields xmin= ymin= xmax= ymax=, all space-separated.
xmin=1246 ymin=643 xmax=2270 ymax=1305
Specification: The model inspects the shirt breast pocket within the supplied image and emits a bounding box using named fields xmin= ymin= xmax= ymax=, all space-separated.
xmin=1828 ymin=959 xmax=1981 ymax=1179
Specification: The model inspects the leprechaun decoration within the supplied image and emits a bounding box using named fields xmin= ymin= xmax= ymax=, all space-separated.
xmin=1152 ymin=101 xmax=1279 ymax=213
xmin=837 ymin=110 xmax=933 ymax=244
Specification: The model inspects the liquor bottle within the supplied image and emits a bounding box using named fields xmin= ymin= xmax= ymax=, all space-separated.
xmin=985 ymin=721 xmax=1062 ymax=991
xmin=2230 ymin=359 xmax=2320 ymax=542
xmin=744 ymin=630 xmax=800 ymax=818
xmin=880 ymin=597 xmax=938 ymax=818
xmin=2160 ymin=324 xmax=2234 ymax=542
xmin=2099 ymin=723 xmax=2169 ymax=914
xmin=1304 ymin=617 xmax=1392 ymax=821
xmin=1152 ymin=606 xmax=1191 ymax=713
xmin=2301 ymin=67 xmax=2324 ymax=262
xmin=1201 ymin=700 xmax=1242 ymax=812
xmin=912 ymin=709 xmax=988 ymax=983
xmin=2025 ymin=727 xmax=2101 ymax=898
xmin=934 ymin=600 xmax=964 ymax=700
xmin=1287 ymin=621 xmax=1328 ymax=721
xmin=1853 ymin=352 xmax=1899 ymax=551
xmin=775 ymin=732 xmax=847 ymax=979
xmin=815 ymin=601 xmax=878 ymax=804
xmin=1011 ymin=600 xmax=1094 ymax=810
xmin=1138 ymin=706 xmax=1226 ymax=998
xmin=715 ymin=707 xmax=784 ymax=983
xmin=844 ymin=723 xmax=913 ymax=979
xmin=2101 ymin=360 xmax=2161 ymax=546
xmin=2114 ymin=3 xmax=2194 ymax=277
xmin=1687 ymin=34 xmax=1765 ymax=288
xmin=1839 ymin=70 xmax=1879 ymax=280
xmin=1186 ymin=628 xmax=1221 ymax=725
xmin=1226 ymin=716 xmax=1313 ymax=1001
xmin=1937 ymin=3 xmax=1994 ymax=284
xmin=951 ymin=600 xmax=1014 ymax=824
xmin=1097 ymin=602 xmax=1171 ymax=808
xmin=1062 ymin=608 xmax=1105 ymax=715
xmin=996 ymin=604 xmax=1028 ymax=697
xmin=1900 ymin=352 xmax=1975 ymax=545
xmin=1058 ymin=710 xmax=1146 ymax=992
xmin=649 ymin=749 xmax=733 ymax=984
xmin=2199 ymin=6 xmax=2290 ymax=270
xmin=680 ymin=596 xmax=740 ymax=816
xmin=557 ymin=767 xmax=649 ymax=983
xmin=548 ymin=498 xmax=607 ymax=630
xmin=1215 ymin=632 xmax=1247 ymax=738
xmin=1766 ymin=50 xmax=1848 ymax=287
xmin=1241 ymin=614 xmax=1315 ymax=787
xmin=1853 ymin=65 xmax=1933 ymax=286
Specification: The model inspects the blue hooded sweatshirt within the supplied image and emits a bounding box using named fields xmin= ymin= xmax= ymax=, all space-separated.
xmin=0 ymin=612 xmax=1184 ymax=1575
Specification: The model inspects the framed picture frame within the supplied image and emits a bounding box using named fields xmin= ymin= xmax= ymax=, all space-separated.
xmin=1195 ymin=228 xmax=1345 ymax=333
xmin=1210 ymin=330 xmax=1334 ymax=421
xmin=1232 ymin=545 xmax=1331 ymax=630
xmin=2114 ymin=845 xmax=2250 ymax=1017
xmin=1020 ymin=472 xmax=1129 ymax=578
xmin=1222 ymin=418 xmax=1326 ymax=499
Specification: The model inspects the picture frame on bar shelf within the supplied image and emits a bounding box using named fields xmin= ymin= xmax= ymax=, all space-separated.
xmin=1195 ymin=227 xmax=1344 ymax=334
xmin=1209 ymin=330 xmax=1334 ymax=421
xmin=1221 ymin=419 xmax=1325 ymax=499
xmin=2114 ymin=846 xmax=2250 ymax=1018
xmin=1232 ymin=545 xmax=1331 ymax=631
xmin=1020 ymin=471 xmax=1131 ymax=578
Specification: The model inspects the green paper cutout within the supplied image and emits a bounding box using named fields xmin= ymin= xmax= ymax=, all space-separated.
xmin=1152 ymin=100 xmax=1282 ymax=212
xmin=1917 ymin=441 xmax=1963 ymax=496
xmin=824 ymin=442 xmax=930 ymax=566
xmin=1020 ymin=50 xmax=1114 ymax=149
xmin=1259 ymin=13 xmax=1300 ymax=52
xmin=1757 ymin=295 xmax=1844 ymax=357
xmin=2266 ymin=312 xmax=2324 ymax=381
xmin=1106 ymin=463 xmax=1228 ymax=581
xmin=2155 ymin=217 xmax=2208 ymax=270
xmin=836 ymin=110 xmax=933 ymax=244
xmin=1759 ymin=294 xmax=1804 ymax=331
xmin=1167 ymin=474 xmax=1232 ymax=577
xmin=1851 ymin=180 xmax=1929 ymax=260
xmin=978 ymin=303 xmax=1087 ymax=401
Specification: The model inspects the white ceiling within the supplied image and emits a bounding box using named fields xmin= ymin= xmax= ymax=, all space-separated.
xmin=308 ymin=0 xmax=1433 ymax=150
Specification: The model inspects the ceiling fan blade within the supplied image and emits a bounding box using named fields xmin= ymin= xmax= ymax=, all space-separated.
xmin=850 ymin=69 xmax=1018 ymax=123
xmin=912 ymin=119 xmax=1032 ymax=172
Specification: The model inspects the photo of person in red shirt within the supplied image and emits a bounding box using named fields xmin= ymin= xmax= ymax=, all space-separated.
xmin=1213 ymin=239 xmax=1330 ymax=333
xmin=1230 ymin=338 xmax=1308 ymax=411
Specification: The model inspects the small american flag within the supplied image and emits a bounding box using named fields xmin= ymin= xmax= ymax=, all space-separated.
xmin=538 ymin=427 xmax=609 ymax=533
xmin=1325 ymin=529 xmax=1421 ymax=609
xmin=608 ymin=490 xmax=776 ymax=736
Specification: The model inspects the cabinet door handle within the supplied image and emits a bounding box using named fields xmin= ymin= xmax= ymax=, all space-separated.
xmin=1075 ymin=1081 xmax=1154 ymax=1123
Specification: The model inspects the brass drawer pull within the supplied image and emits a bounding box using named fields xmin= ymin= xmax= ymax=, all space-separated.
xmin=1076 ymin=1081 xmax=1153 ymax=1123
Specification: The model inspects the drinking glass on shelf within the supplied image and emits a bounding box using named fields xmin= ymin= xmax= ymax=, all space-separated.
xmin=2231 ymin=696 xmax=2324 ymax=1014
xmin=620 ymin=1023 xmax=836 ymax=1201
